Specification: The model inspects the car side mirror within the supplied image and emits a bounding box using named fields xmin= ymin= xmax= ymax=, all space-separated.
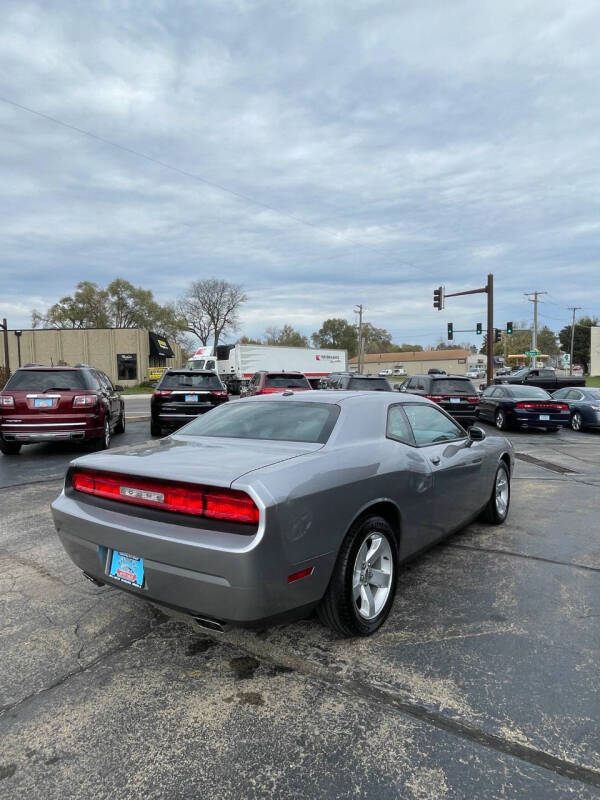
xmin=468 ymin=426 xmax=486 ymax=442
xmin=114 ymin=384 xmax=124 ymax=392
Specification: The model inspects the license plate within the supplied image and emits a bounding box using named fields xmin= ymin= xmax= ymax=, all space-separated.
xmin=449 ymin=398 xmax=461 ymax=404
xmin=185 ymin=394 xmax=199 ymax=403
xmin=34 ymin=398 xmax=53 ymax=408
xmin=108 ymin=551 xmax=144 ymax=587
xmin=539 ymin=414 xmax=550 ymax=421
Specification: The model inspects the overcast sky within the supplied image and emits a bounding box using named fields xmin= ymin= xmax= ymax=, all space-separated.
xmin=1 ymin=0 xmax=598 ymax=347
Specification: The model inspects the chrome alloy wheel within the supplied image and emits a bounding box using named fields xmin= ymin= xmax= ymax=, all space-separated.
xmin=571 ymin=412 xmax=582 ymax=432
xmin=103 ymin=418 xmax=110 ymax=448
xmin=352 ymin=533 xmax=393 ymax=620
xmin=495 ymin=468 xmax=509 ymax=518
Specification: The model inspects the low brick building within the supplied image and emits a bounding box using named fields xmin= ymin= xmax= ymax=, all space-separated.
xmin=348 ymin=348 xmax=470 ymax=376
xmin=1 ymin=327 xmax=184 ymax=386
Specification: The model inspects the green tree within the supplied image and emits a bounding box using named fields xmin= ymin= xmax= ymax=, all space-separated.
xmin=238 ymin=335 xmax=263 ymax=345
xmin=311 ymin=318 xmax=358 ymax=358
xmin=398 ymin=343 xmax=423 ymax=352
xmin=558 ymin=316 xmax=598 ymax=373
xmin=178 ymin=279 xmax=247 ymax=350
xmin=264 ymin=325 xmax=308 ymax=347
xmin=32 ymin=281 xmax=110 ymax=328
xmin=362 ymin=323 xmax=393 ymax=354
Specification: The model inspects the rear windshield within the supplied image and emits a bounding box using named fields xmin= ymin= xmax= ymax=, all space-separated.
xmin=159 ymin=373 xmax=223 ymax=389
xmin=432 ymin=379 xmax=476 ymax=394
xmin=347 ymin=378 xmax=391 ymax=391
xmin=181 ymin=401 xmax=339 ymax=443
xmin=506 ymin=386 xmax=551 ymax=399
xmin=5 ymin=370 xmax=88 ymax=391
xmin=264 ymin=374 xmax=310 ymax=389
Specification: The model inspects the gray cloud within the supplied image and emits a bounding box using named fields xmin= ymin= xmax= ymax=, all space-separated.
xmin=0 ymin=0 xmax=598 ymax=345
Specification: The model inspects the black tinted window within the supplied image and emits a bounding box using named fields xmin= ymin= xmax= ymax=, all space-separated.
xmin=432 ymin=379 xmax=475 ymax=394
xmin=182 ymin=401 xmax=339 ymax=443
xmin=265 ymin=374 xmax=310 ymax=389
xmin=506 ymin=386 xmax=551 ymax=399
xmin=6 ymin=370 xmax=88 ymax=391
xmin=160 ymin=373 xmax=223 ymax=389
xmin=347 ymin=378 xmax=390 ymax=391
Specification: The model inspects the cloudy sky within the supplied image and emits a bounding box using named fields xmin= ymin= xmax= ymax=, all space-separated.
xmin=1 ymin=0 xmax=598 ymax=347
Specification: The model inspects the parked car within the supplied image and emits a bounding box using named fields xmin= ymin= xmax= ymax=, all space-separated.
xmin=393 ymin=367 xmax=406 ymax=376
xmin=495 ymin=367 xmax=511 ymax=377
xmin=242 ymin=370 xmax=312 ymax=397
xmin=52 ymin=391 xmax=514 ymax=637
xmin=379 ymin=369 xmax=393 ymax=376
xmin=326 ymin=373 xmax=392 ymax=391
xmin=551 ymin=387 xmax=600 ymax=431
xmin=0 ymin=364 xmax=125 ymax=455
xmin=151 ymin=370 xmax=228 ymax=436
xmin=494 ymin=367 xmax=585 ymax=391
xmin=466 ymin=369 xmax=485 ymax=379
xmin=476 ymin=385 xmax=570 ymax=431
xmin=397 ymin=374 xmax=479 ymax=426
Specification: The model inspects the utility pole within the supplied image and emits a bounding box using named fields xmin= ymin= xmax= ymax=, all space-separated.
xmin=0 ymin=318 xmax=10 ymax=377
xmin=355 ymin=304 xmax=364 ymax=374
xmin=524 ymin=290 xmax=547 ymax=367
xmin=567 ymin=306 xmax=581 ymax=376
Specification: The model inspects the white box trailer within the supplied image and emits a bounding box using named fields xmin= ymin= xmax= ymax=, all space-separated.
xmin=213 ymin=344 xmax=347 ymax=393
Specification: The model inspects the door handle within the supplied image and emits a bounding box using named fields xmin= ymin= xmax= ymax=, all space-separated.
xmin=430 ymin=456 xmax=441 ymax=465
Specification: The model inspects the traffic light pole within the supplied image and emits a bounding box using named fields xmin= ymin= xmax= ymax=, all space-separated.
xmin=442 ymin=274 xmax=494 ymax=385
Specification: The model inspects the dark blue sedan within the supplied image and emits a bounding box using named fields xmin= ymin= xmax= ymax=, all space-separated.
xmin=476 ymin=385 xmax=570 ymax=432
xmin=551 ymin=387 xmax=600 ymax=432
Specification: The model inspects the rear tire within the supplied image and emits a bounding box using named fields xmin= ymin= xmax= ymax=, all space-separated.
xmin=480 ymin=463 xmax=510 ymax=524
xmin=318 ymin=515 xmax=398 ymax=637
xmin=93 ymin=417 xmax=111 ymax=450
xmin=495 ymin=409 xmax=507 ymax=430
xmin=150 ymin=419 xmax=162 ymax=437
xmin=0 ymin=440 xmax=22 ymax=455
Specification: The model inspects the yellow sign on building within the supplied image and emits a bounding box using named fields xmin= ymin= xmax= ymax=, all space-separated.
xmin=148 ymin=366 xmax=167 ymax=382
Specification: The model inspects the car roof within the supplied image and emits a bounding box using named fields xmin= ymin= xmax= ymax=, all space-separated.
xmin=16 ymin=365 xmax=84 ymax=371
xmin=167 ymin=369 xmax=215 ymax=375
xmin=243 ymin=390 xmax=430 ymax=405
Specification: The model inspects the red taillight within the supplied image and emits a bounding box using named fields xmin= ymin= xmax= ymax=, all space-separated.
xmin=153 ymin=390 xmax=172 ymax=397
xmin=210 ymin=390 xmax=228 ymax=398
xmin=424 ymin=394 xmax=443 ymax=403
xmin=71 ymin=469 xmax=259 ymax=524
xmin=467 ymin=396 xmax=479 ymax=404
xmin=515 ymin=402 xmax=567 ymax=411
xmin=0 ymin=395 xmax=14 ymax=407
xmin=257 ymin=387 xmax=282 ymax=394
xmin=73 ymin=395 xmax=97 ymax=408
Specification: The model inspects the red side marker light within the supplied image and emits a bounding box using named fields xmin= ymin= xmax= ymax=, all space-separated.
xmin=287 ymin=567 xmax=314 ymax=583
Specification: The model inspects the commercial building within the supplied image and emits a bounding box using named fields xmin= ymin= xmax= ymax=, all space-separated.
xmin=348 ymin=348 xmax=470 ymax=376
xmin=1 ymin=327 xmax=184 ymax=386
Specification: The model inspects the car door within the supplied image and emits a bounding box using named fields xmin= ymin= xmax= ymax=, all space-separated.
xmin=402 ymin=403 xmax=486 ymax=533
xmin=478 ymin=387 xmax=498 ymax=421
xmin=100 ymin=372 xmax=121 ymax=421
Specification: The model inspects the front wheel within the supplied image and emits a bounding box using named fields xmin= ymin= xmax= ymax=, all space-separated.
xmin=150 ymin=419 xmax=162 ymax=437
xmin=318 ymin=515 xmax=398 ymax=637
xmin=0 ymin=440 xmax=22 ymax=455
xmin=480 ymin=463 xmax=510 ymax=524
xmin=495 ymin=409 xmax=507 ymax=430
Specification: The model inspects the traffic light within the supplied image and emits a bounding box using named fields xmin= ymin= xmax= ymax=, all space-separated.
xmin=506 ymin=321 xmax=513 ymax=335
xmin=494 ymin=328 xmax=501 ymax=343
xmin=447 ymin=322 xmax=453 ymax=341
xmin=476 ymin=322 xmax=482 ymax=335
xmin=433 ymin=286 xmax=444 ymax=310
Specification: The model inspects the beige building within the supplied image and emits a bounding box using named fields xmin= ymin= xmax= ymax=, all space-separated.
xmin=591 ymin=327 xmax=600 ymax=376
xmin=1 ymin=327 xmax=184 ymax=386
xmin=348 ymin=348 xmax=470 ymax=376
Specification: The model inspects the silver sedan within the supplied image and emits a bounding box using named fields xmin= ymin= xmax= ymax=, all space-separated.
xmin=51 ymin=391 xmax=514 ymax=636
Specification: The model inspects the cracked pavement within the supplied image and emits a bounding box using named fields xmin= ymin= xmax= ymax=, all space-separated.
xmin=0 ymin=426 xmax=599 ymax=798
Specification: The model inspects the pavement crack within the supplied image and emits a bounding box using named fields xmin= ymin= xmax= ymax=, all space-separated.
xmin=447 ymin=543 xmax=600 ymax=574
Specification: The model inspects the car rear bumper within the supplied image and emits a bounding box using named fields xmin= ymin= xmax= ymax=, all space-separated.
xmin=51 ymin=491 xmax=334 ymax=626
xmin=1 ymin=424 xmax=102 ymax=443
xmin=513 ymin=415 xmax=570 ymax=428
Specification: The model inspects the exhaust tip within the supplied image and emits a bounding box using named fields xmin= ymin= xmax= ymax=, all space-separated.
xmin=193 ymin=615 xmax=226 ymax=633
xmin=82 ymin=571 xmax=105 ymax=587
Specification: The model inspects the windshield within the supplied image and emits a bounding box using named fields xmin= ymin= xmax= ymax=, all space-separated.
xmin=432 ymin=379 xmax=475 ymax=394
xmin=347 ymin=378 xmax=390 ymax=391
xmin=159 ymin=373 xmax=223 ymax=389
xmin=510 ymin=368 xmax=529 ymax=378
xmin=506 ymin=386 xmax=551 ymax=399
xmin=264 ymin=374 xmax=311 ymax=389
xmin=181 ymin=400 xmax=339 ymax=443
xmin=5 ymin=370 xmax=88 ymax=391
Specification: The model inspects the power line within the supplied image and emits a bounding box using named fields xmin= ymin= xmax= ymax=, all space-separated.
xmin=0 ymin=95 xmax=439 ymax=280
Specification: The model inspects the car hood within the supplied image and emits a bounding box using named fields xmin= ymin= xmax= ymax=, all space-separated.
xmin=68 ymin=434 xmax=323 ymax=488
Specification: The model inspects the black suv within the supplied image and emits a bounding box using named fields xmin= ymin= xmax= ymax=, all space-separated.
xmin=397 ymin=374 xmax=479 ymax=425
xmin=326 ymin=373 xmax=392 ymax=391
xmin=151 ymin=370 xmax=228 ymax=436
xmin=0 ymin=364 xmax=125 ymax=455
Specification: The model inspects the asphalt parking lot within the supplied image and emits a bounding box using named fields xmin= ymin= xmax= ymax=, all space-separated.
xmin=1 ymin=424 xmax=599 ymax=798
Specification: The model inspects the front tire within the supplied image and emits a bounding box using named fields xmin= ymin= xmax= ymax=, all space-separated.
xmin=318 ymin=515 xmax=398 ymax=637
xmin=150 ymin=419 xmax=162 ymax=437
xmin=480 ymin=463 xmax=510 ymax=524
xmin=0 ymin=440 xmax=22 ymax=455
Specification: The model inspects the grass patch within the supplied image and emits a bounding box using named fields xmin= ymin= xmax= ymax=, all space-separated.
xmin=585 ymin=375 xmax=600 ymax=387
xmin=120 ymin=383 xmax=156 ymax=394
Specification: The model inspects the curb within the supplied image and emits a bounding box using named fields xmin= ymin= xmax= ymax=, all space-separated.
xmin=126 ymin=415 xmax=151 ymax=423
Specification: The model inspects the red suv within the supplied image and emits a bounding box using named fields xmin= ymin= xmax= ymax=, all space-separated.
xmin=243 ymin=371 xmax=312 ymax=397
xmin=0 ymin=365 xmax=125 ymax=455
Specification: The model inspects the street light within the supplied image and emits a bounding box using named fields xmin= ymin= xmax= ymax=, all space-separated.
xmin=14 ymin=330 xmax=22 ymax=367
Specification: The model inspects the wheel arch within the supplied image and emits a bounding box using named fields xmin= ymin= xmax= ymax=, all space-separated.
xmin=347 ymin=499 xmax=402 ymax=548
xmin=499 ymin=451 xmax=512 ymax=476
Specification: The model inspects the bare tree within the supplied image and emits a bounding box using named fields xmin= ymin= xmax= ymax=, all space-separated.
xmin=179 ymin=279 xmax=247 ymax=350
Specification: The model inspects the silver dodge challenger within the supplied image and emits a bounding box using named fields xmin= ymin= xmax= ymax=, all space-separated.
xmin=52 ymin=391 xmax=514 ymax=636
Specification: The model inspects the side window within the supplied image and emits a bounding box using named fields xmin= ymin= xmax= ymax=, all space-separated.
xmin=406 ymin=377 xmax=416 ymax=390
xmin=87 ymin=370 xmax=102 ymax=390
xmin=386 ymin=405 xmax=414 ymax=445
xmin=553 ymin=389 xmax=565 ymax=399
xmin=403 ymin=404 xmax=465 ymax=446
xmin=99 ymin=371 xmax=114 ymax=391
